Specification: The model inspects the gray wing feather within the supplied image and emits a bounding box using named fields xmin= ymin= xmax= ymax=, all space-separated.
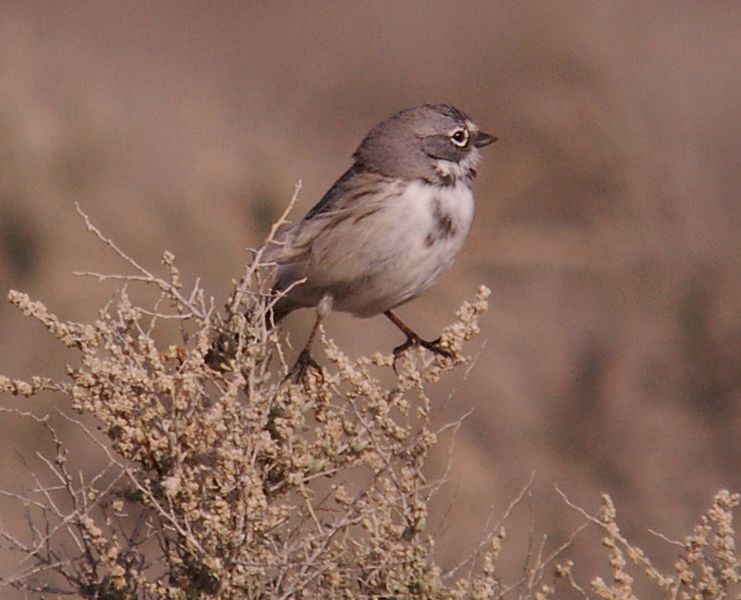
xmin=271 ymin=168 xmax=393 ymax=265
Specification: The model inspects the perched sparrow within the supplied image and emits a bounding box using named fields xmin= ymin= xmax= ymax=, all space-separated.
xmin=270 ymin=104 xmax=496 ymax=379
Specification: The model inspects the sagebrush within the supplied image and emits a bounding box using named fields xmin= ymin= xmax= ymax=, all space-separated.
xmin=0 ymin=206 xmax=738 ymax=599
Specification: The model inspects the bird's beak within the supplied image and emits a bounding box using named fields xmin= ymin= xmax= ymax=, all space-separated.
xmin=473 ymin=130 xmax=498 ymax=148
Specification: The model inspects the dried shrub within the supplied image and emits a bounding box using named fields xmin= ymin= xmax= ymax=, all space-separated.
xmin=556 ymin=489 xmax=740 ymax=599
xmin=0 ymin=201 xmax=506 ymax=598
xmin=0 ymin=202 xmax=738 ymax=599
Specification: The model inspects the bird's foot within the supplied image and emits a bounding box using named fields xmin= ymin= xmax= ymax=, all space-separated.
xmin=392 ymin=333 xmax=453 ymax=372
xmin=284 ymin=349 xmax=324 ymax=387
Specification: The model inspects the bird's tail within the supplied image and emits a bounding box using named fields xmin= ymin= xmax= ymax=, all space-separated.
xmin=266 ymin=293 xmax=296 ymax=330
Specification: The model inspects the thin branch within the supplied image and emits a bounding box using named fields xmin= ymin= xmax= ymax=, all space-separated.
xmin=444 ymin=471 xmax=536 ymax=580
xmin=74 ymin=203 xmax=208 ymax=320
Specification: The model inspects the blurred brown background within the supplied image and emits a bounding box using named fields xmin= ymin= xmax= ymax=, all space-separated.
xmin=1 ymin=1 xmax=739 ymax=593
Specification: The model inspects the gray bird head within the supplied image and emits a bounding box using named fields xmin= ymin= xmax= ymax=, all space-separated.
xmin=352 ymin=104 xmax=497 ymax=185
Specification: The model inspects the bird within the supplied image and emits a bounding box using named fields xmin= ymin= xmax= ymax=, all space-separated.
xmin=269 ymin=104 xmax=496 ymax=380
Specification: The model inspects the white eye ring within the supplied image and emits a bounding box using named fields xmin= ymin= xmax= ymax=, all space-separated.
xmin=450 ymin=128 xmax=469 ymax=147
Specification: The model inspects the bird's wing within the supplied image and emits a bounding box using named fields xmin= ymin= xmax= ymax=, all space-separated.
xmin=270 ymin=167 xmax=395 ymax=265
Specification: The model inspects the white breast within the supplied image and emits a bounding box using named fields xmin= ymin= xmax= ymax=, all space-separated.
xmin=396 ymin=180 xmax=474 ymax=292
xmin=333 ymin=179 xmax=475 ymax=316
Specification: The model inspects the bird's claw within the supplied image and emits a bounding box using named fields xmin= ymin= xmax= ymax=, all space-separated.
xmin=284 ymin=349 xmax=324 ymax=387
xmin=392 ymin=334 xmax=453 ymax=373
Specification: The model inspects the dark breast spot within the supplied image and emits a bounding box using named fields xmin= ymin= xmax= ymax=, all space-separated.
xmin=424 ymin=196 xmax=457 ymax=247
xmin=439 ymin=172 xmax=455 ymax=187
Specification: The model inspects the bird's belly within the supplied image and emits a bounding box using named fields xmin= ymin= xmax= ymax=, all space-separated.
xmin=332 ymin=181 xmax=474 ymax=317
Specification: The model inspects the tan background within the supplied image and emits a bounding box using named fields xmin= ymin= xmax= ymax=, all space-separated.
xmin=1 ymin=1 xmax=739 ymax=594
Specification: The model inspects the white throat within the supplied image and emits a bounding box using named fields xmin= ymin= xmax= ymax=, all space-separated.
xmin=434 ymin=146 xmax=481 ymax=185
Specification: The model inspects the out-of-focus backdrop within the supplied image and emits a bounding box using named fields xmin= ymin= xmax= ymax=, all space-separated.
xmin=1 ymin=0 xmax=739 ymax=591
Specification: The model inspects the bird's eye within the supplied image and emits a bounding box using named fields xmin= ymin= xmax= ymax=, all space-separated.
xmin=450 ymin=128 xmax=469 ymax=147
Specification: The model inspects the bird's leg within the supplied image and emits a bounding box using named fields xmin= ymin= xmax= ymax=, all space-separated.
xmin=286 ymin=316 xmax=323 ymax=384
xmin=285 ymin=296 xmax=332 ymax=385
xmin=384 ymin=310 xmax=453 ymax=361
